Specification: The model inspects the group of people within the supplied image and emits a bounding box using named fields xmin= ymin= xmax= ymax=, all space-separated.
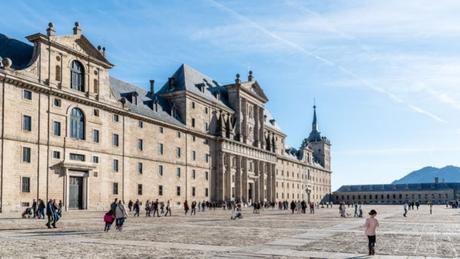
xmin=21 ymin=199 xmax=62 ymax=229
xmin=104 ymin=199 xmax=128 ymax=232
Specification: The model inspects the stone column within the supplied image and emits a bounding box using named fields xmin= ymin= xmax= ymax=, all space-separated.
xmin=259 ymin=161 xmax=265 ymax=202
xmin=254 ymin=105 xmax=259 ymax=147
xmin=254 ymin=160 xmax=259 ymax=202
xmin=224 ymin=153 xmax=231 ymax=201
xmin=259 ymin=107 xmax=265 ymax=149
xmin=216 ymin=152 xmax=226 ymax=201
xmin=235 ymin=155 xmax=242 ymax=202
xmin=266 ymin=163 xmax=272 ymax=202
xmin=272 ymin=164 xmax=276 ymax=202
xmin=242 ymin=157 xmax=248 ymax=203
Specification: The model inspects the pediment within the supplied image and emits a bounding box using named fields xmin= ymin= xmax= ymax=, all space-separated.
xmin=53 ymin=35 xmax=113 ymax=67
xmin=240 ymin=81 xmax=268 ymax=102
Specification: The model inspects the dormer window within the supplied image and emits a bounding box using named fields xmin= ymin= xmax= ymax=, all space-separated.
xmin=71 ymin=60 xmax=85 ymax=92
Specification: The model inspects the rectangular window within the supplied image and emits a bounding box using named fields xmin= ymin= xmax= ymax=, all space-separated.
xmin=112 ymin=134 xmax=119 ymax=147
xmin=192 ymin=102 xmax=195 ymax=109
xmin=138 ymin=184 xmax=143 ymax=195
xmin=91 ymin=129 xmax=99 ymax=143
xmin=176 ymin=147 xmax=181 ymax=158
xmin=177 ymin=131 xmax=181 ymax=138
xmin=192 ymin=136 xmax=196 ymax=142
xmin=92 ymin=156 xmax=99 ymax=163
xmin=205 ymin=154 xmax=209 ymax=163
xmin=205 ymin=107 xmax=208 ymax=114
xmin=205 ymin=188 xmax=209 ymax=197
xmin=158 ymin=165 xmax=163 ymax=176
xmin=53 ymin=151 xmax=60 ymax=159
xmin=93 ymin=109 xmax=99 ymax=116
xmin=205 ymin=122 xmax=209 ymax=131
xmin=159 ymin=127 xmax=164 ymax=133
xmin=176 ymin=186 xmax=181 ymax=196
xmin=113 ymin=159 xmax=119 ymax=172
xmin=191 ymin=118 xmax=195 ymax=127
xmin=138 ymin=139 xmax=143 ymax=151
xmin=159 ymin=185 xmax=163 ymax=196
xmin=21 ymin=177 xmax=30 ymax=192
xmin=70 ymin=153 xmax=85 ymax=161
xmin=138 ymin=162 xmax=143 ymax=174
xmin=192 ymin=170 xmax=196 ymax=179
xmin=113 ymin=114 xmax=119 ymax=122
xmin=23 ymin=115 xmax=32 ymax=131
xmin=176 ymin=167 xmax=181 ymax=178
xmin=113 ymin=182 xmax=119 ymax=195
xmin=159 ymin=143 xmax=164 ymax=155
xmin=53 ymin=98 xmax=61 ymax=107
xmin=23 ymin=90 xmax=32 ymax=100
xmin=22 ymin=147 xmax=31 ymax=163
xmin=53 ymin=121 xmax=61 ymax=136
xmin=205 ymin=171 xmax=209 ymax=180
xmin=192 ymin=187 xmax=196 ymax=197
xmin=138 ymin=120 xmax=143 ymax=128
xmin=192 ymin=151 xmax=196 ymax=161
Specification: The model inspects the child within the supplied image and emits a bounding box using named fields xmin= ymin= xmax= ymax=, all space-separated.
xmin=364 ymin=209 xmax=379 ymax=255
xmin=104 ymin=210 xmax=114 ymax=232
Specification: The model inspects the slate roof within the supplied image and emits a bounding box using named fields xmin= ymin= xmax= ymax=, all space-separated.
xmin=335 ymin=183 xmax=460 ymax=193
xmin=264 ymin=109 xmax=283 ymax=132
xmin=0 ymin=33 xmax=34 ymax=69
xmin=109 ymin=77 xmax=185 ymax=127
xmin=157 ymin=64 xmax=232 ymax=110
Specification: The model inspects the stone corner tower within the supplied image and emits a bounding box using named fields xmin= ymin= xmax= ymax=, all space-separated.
xmin=307 ymin=105 xmax=331 ymax=170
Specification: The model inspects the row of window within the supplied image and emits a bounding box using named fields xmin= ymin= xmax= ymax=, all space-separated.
xmin=337 ymin=193 xmax=450 ymax=201
xmin=112 ymin=183 xmax=209 ymax=197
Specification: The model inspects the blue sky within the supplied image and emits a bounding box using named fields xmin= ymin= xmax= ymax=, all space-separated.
xmin=2 ymin=0 xmax=460 ymax=190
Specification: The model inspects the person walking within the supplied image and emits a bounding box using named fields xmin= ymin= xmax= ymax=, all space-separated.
xmin=152 ymin=199 xmax=160 ymax=217
xmin=38 ymin=199 xmax=45 ymax=219
xmin=354 ymin=203 xmax=358 ymax=217
xmin=184 ymin=200 xmax=189 ymax=215
xmin=128 ymin=200 xmax=133 ymax=212
xmin=104 ymin=210 xmax=114 ymax=232
xmin=429 ymin=201 xmax=433 ymax=215
xmin=165 ymin=200 xmax=172 ymax=216
xmin=31 ymin=199 xmax=37 ymax=218
xmin=364 ymin=209 xmax=379 ymax=255
xmin=110 ymin=198 xmax=118 ymax=214
xmin=145 ymin=200 xmax=151 ymax=217
xmin=290 ymin=200 xmax=296 ymax=214
xmin=115 ymin=200 xmax=128 ymax=231
xmin=46 ymin=199 xmax=57 ymax=229
xmin=191 ymin=201 xmax=197 ymax=215
xmin=133 ymin=199 xmax=140 ymax=217
xmin=403 ymin=202 xmax=408 ymax=217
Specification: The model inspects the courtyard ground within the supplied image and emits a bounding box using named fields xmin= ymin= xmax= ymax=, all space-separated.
xmin=0 ymin=205 xmax=459 ymax=258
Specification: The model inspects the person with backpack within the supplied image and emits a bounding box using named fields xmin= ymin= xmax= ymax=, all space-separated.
xmin=104 ymin=210 xmax=115 ymax=232
xmin=115 ymin=200 xmax=128 ymax=231
xmin=183 ymin=200 xmax=189 ymax=215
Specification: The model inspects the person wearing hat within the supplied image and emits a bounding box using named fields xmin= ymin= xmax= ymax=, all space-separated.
xmin=364 ymin=209 xmax=379 ymax=255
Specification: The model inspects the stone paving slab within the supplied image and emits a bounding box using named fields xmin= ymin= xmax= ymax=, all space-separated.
xmin=0 ymin=205 xmax=458 ymax=258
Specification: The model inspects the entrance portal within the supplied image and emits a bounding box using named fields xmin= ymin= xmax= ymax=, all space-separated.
xmin=69 ymin=176 xmax=83 ymax=209
xmin=248 ymin=183 xmax=253 ymax=201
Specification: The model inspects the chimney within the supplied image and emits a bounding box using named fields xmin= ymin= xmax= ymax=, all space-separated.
xmin=248 ymin=70 xmax=253 ymax=81
xmin=73 ymin=22 xmax=81 ymax=36
xmin=47 ymin=22 xmax=56 ymax=36
xmin=168 ymin=77 xmax=175 ymax=89
xmin=149 ymin=80 xmax=155 ymax=94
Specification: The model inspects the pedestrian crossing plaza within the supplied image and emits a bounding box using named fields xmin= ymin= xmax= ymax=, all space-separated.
xmin=0 ymin=205 xmax=458 ymax=258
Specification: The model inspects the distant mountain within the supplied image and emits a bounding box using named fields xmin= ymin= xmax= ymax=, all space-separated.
xmin=392 ymin=166 xmax=460 ymax=184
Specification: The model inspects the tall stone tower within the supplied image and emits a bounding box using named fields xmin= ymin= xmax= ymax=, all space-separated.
xmin=307 ymin=105 xmax=331 ymax=170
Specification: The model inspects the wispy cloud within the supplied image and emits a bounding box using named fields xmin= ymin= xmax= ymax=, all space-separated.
xmin=205 ymin=0 xmax=447 ymax=123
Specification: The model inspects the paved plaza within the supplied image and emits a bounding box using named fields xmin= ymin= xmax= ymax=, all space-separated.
xmin=0 ymin=205 xmax=459 ymax=258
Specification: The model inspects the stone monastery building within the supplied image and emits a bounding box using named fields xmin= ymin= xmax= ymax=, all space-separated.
xmin=0 ymin=23 xmax=331 ymax=212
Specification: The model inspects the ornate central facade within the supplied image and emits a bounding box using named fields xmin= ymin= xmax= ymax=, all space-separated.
xmin=0 ymin=23 xmax=331 ymax=212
